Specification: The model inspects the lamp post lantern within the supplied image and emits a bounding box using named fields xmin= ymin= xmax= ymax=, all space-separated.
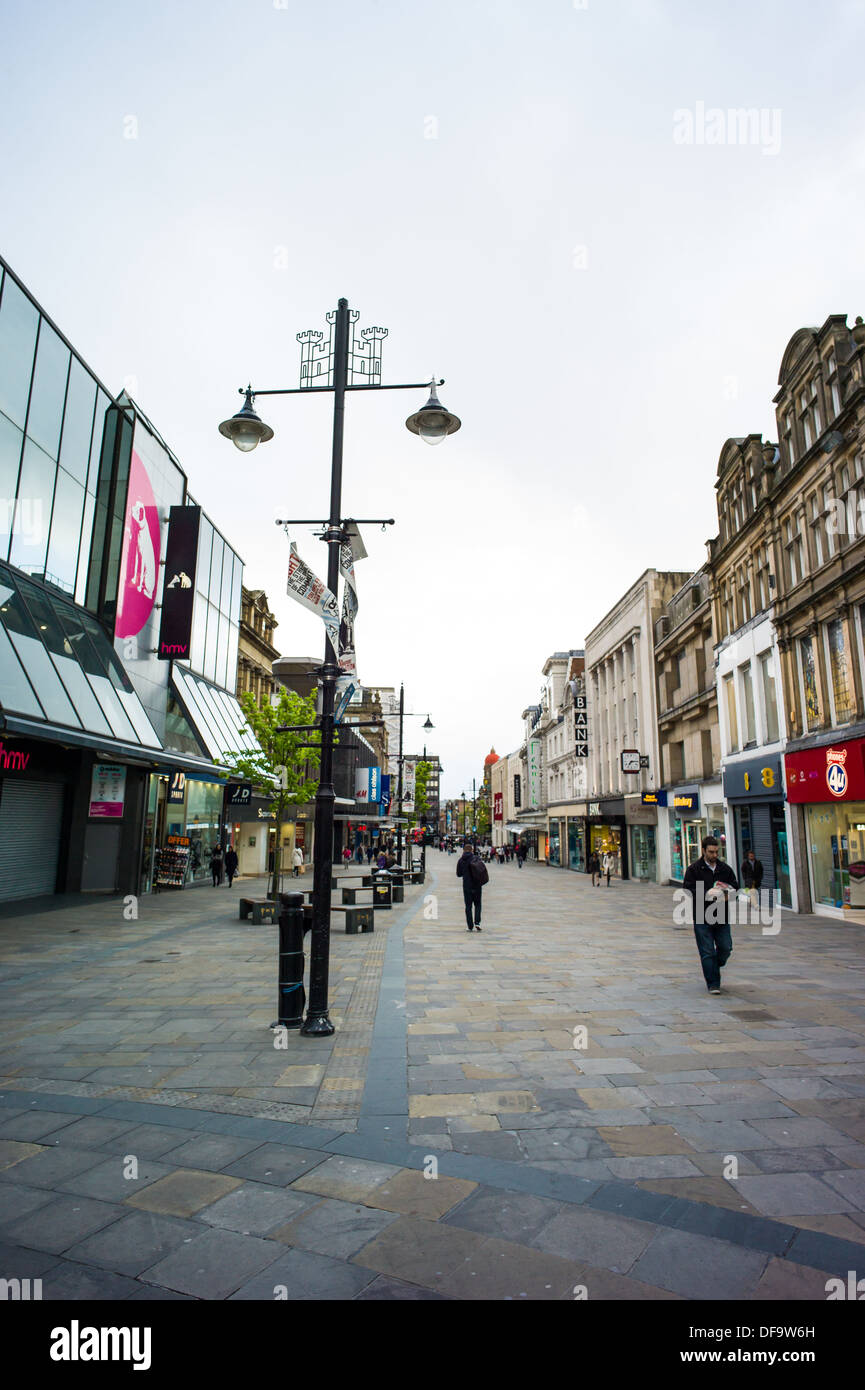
xmin=219 ymin=300 xmax=459 ymax=1036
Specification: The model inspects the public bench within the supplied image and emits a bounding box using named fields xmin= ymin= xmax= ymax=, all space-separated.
xmin=239 ymin=897 xmax=277 ymax=924
xmin=331 ymin=905 xmax=374 ymax=934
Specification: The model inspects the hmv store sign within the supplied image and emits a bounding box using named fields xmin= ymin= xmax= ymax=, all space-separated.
xmin=158 ymin=506 xmax=201 ymax=661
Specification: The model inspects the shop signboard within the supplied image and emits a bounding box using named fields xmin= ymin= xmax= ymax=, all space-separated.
xmin=494 ymin=791 xmax=503 ymax=822
xmin=723 ymin=755 xmax=783 ymax=802
xmin=671 ymin=791 xmax=699 ymax=813
xmin=227 ymin=783 xmax=252 ymax=806
xmin=167 ymin=771 xmax=186 ymax=804
xmin=513 ymin=774 xmax=522 ymax=808
xmin=785 ymin=739 xmax=865 ymax=803
xmin=527 ymin=740 xmax=541 ymax=808
xmin=89 ymin=763 xmax=126 ymax=818
xmin=157 ymin=506 xmax=201 ymax=660
xmin=354 ymin=767 xmax=382 ymax=804
xmin=642 ymin=790 xmax=667 ymax=806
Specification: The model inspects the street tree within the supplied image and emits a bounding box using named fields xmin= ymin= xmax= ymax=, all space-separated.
xmin=221 ymin=688 xmax=321 ymax=898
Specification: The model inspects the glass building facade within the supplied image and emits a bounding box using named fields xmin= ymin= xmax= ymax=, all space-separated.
xmin=0 ymin=254 xmax=260 ymax=903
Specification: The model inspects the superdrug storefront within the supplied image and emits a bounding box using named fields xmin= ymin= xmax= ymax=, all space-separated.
xmin=786 ymin=736 xmax=865 ymax=917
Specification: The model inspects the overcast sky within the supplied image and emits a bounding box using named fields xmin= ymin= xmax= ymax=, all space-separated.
xmin=2 ymin=0 xmax=864 ymax=796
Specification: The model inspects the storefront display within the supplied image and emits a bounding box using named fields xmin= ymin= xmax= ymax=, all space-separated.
xmin=630 ymin=825 xmax=657 ymax=880
xmin=666 ymin=786 xmax=726 ymax=883
xmin=548 ymin=820 xmax=561 ymax=866
xmin=786 ymin=737 xmax=865 ymax=913
xmin=567 ymin=816 xmax=584 ymax=871
xmin=154 ymin=834 xmax=191 ymax=889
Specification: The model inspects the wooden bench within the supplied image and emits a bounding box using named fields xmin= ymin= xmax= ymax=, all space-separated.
xmin=331 ymin=905 xmax=374 ymax=934
xmin=239 ymin=897 xmax=277 ymax=924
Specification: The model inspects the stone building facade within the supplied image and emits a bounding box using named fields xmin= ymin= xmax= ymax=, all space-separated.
xmin=706 ymin=314 xmax=865 ymax=916
xmin=654 ymin=569 xmax=724 ymax=883
xmin=237 ymin=587 xmax=279 ymax=705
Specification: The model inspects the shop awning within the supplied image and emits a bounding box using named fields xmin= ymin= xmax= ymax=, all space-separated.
xmin=0 ymin=563 xmax=161 ymax=750
xmin=170 ymin=666 xmax=261 ymax=763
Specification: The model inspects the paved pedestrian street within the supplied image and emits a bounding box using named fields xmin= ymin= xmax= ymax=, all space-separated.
xmin=1 ymin=859 xmax=864 ymax=1301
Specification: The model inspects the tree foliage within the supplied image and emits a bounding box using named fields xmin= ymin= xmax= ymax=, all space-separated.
xmin=220 ymin=688 xmax=321 ymax=896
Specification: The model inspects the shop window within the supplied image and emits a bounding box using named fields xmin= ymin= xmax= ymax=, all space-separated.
xmin=740 ymin=662 xmax=756 ymax=745
xmin=798 ymin=635 xmax=821 ymax=731
xmin=759 ymin=651 xmax=780 ymax=743
xmin=825 ymin=619 xmax=854 ymax=724
xmin=724 ymin=672 xmax=738 ymax=751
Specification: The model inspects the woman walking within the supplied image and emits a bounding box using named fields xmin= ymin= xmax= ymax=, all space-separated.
xmin=603 ymin=850 xmax=615 ymax=887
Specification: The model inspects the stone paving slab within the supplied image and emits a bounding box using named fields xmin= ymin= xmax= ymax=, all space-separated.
xmin=1 ymin=857 xmax=864 ymax=1298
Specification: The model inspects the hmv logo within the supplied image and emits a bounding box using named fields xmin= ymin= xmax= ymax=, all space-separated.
xmin=0 ymin=742 xmax=30 ymax=771
xmin=160 ymin=642 xmax=188 ymax=656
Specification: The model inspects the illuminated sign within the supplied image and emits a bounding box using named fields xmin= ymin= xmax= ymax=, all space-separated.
xmin=672 ymin=792 xmax=699 ymax=812
xmin=641 ymin=790 xmax=667 ymax=806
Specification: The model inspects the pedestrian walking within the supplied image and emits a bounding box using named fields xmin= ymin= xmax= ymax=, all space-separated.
xmin=366 ymin=845 xmax=375 ymax=865
xmin=682 ymin=835 xmax=739 ymax=995
xmin=588 ymin=850 xmax=600 ymax=886
xmin=516 ymin=842 xmax=525 ymax=869
xmin=342 ymin=846 xmax=352 ymax=866
xmin=602 ymin=851 xmax=615 ymax=886
xmin=457 ymin=840 xmax=488 ymax=931
xmin=741 ymin=850 xmax=763 ymax=908
xmin=209 ymin=843 xmax=223 ymax=887
xmin=292 ymin=845 xmax=304 ymax=877
xmin=224 ymin=845 xmax=238 ymax=886
xmin=355 ymin=843 xmax=364 ymax=865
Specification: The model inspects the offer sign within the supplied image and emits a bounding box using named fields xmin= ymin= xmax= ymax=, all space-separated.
xmin=89 ymin=763 xmax=126 ymax=818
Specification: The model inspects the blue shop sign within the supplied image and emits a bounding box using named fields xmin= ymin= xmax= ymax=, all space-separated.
xmin=641 ymin=790 xmax=667 ymax=807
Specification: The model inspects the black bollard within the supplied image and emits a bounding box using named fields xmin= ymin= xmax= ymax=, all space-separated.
xmin=272 ymin=892 xmax=306 ymax=1030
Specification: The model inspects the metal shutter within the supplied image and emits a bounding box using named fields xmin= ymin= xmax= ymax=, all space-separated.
xmin=0 ymin=781 xmax=65 ymax=902
xmin=749 ymin=802 xmax=777 ymax=893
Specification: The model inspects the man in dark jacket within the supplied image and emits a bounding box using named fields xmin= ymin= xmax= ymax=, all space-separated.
xmin=457 ymin=842 xmax=486 ymax=931
xmin=682 ymin=836 xmax=739 ymax=995
xmin=741 ymin=851 xmax=763 ymax=890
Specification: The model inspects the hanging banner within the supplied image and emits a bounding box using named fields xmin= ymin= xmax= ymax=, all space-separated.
xmin=284 ymin=532 xmax=340 ymax=654
xmin=157 ymin=505 xmax=201 ymax=660
xmin=338 ymin=521 xmax=366 ymax=679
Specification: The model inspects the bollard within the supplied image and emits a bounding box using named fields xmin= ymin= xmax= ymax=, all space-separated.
xmin=271 ymin=891 xmax=306 ymax=1030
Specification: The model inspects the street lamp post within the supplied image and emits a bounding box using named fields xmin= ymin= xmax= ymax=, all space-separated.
xmin=219 ymin=299 xmax=459 ymax=1037
xmin=393 ymin=685 xmax=433 ymax=869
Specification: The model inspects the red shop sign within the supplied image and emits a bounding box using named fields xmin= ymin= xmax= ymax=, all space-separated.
xmin=785 ymin=739 xmax=865 ymax=803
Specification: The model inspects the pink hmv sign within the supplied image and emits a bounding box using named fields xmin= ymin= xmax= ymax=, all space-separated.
xmin=89 ymin=763 xmax=126 ymax=818
xmin=116 ymin=450 xmax=161 ymax=638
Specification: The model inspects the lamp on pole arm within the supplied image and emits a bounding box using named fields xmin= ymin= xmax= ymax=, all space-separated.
xmin=218 ymin=300 xmax=460 ymax=1039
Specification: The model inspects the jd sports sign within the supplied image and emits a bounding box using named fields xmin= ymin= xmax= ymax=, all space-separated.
xmin=158 ymin=506 xmax=201 ymax=660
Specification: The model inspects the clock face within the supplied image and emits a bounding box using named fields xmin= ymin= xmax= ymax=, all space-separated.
xmin=622 ymin=750 xmax=641 ymax=773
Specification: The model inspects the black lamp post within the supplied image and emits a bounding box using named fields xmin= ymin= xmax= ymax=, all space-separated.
xmin=393 ymin=686 xmax=433 ymax=868
xmin=219 ymin=300 xmax=459 ymax=1037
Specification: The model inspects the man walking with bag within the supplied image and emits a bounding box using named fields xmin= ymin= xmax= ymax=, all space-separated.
xmin=457 ymin=840 xmax=488 ymax=931
xmin=683 ymin=835 xmax=739 ymax=995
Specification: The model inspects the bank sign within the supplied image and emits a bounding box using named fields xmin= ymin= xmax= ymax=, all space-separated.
xmin=785 ymin=740 xmax=865 ymax=803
